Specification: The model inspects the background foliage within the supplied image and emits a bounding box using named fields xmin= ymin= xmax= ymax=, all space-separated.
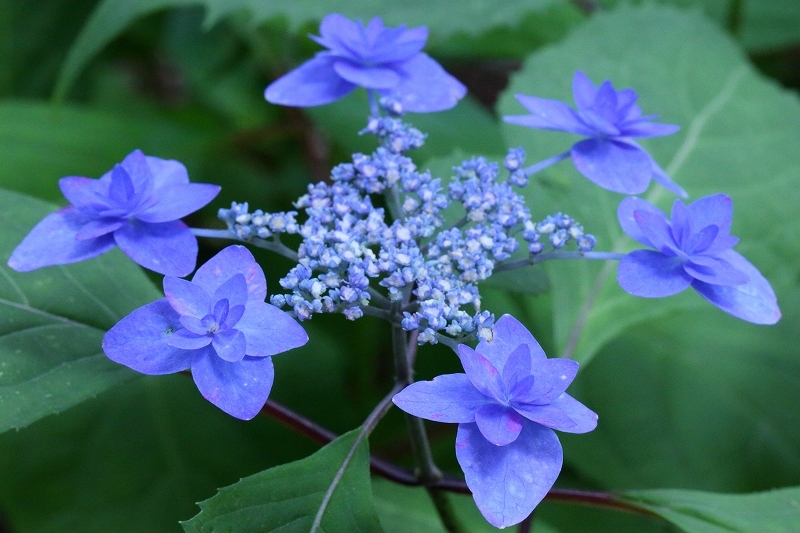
xmin=0 ymin=0 xmax=798 ymax=531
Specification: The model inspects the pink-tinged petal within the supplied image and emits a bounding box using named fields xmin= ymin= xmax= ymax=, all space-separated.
xmin=59 ymin=176 xmax=109 ymax=213
xmin=571 ymin=138 xmax=652 ymax=194
xmin=74 ymin=217 xmax=124 ymax=240
xmin=572 ymin=70 xmax=596 ymax=110
xmin=145 ymin=155 xmax=189 ymax=187
xmin=475 ymin=314 xmax=546 ymax=372
xmin=167 ymin=329 xmax=212 ymax=350
xmin=618 ymin=250 xmax=692 ymax=298
xmin=163 ymin=276 xmax=210 ymax=318
xmin=619 ymin=120 xmax=680 ymax=138
xmin=516 ymin=358 xmax=579 ymax=405
xmin=136 ymin=183 xmax=220 ymax=223
xmin=686 ymin=194 xmax=733 ymax=236
xmin=212 ymin=329 xmax=247 ymax=362
xmin=102 ymin=299 xmax=194 ymax=374
xmin=692 ymin=250 xmax=780 ymax=325
xmin=235 ymin=302 xmax=308 ymax=357
xmin=265 ymin=54 xmax=356 ymax=107
xmin=684 ymin=256 xmax=749 ymax=286
xmin=333 ymin=60 xmax=400 ymax=89
xmin=7 ymin=207 xmax=115 ymax=271
xmin=475 ymin=404 xmax=524 ymax=446
xmin=191 ymin=351 xmax=275 ymax=420
xmin=114 ymin=220 xmax=197 ymax=276
xmin=212 ymin=273 xmax=248 ymax=309
xmin=501 ymin=344 xmax=531 ymax=393
xmin=504 ymin=94 xmax=593 ymax=135
xmin=456 ymin=421 xmax=563 ymax=528
xmin=518 ymin=393 xmax=598 ymax=434
xmin=634 ymin=209 xmax=678 ymax=254
xmin=385 ymin=53 xmax=466 ymax=113
xmin=457 ymin=344 xmax=502 ymax=399
xmin=617 ymin=196 xmax=662 ymax=247
xmin=392 ymin=374 xmax=489 ymax=423
xmin=192 ymin=245 xmax=266 ymax=302
xmin=119 ymin=149 xmax=154 ymax=196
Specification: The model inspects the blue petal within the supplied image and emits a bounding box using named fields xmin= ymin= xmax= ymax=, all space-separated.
xmin=382 ymin=53 xmax=465 ymax=113
xmin=59 ymin=176 xmax=109 ymax=213
xmin=192 ymin=245 xmax=267 ymax=303
xmin=212 ymin=328 xmax=247 ymax=362
xmin=516 ymin=393 xmax=598 ymax=434
xmin=684 ymin=225 xmax=719 ymax=254
xmin=617 ymin=196 xmax=661 ymax=248
xmin=212 ymin=273 xmax=248 ymax=309
xmin=619 ymin=119 xmax=680 ymax=138
xmin=7 ymin=207 xmax=115 ymax=272
xmin=119 ymin=149 xmax=154 ymax=197
xmin=686 ymin=194 xmax=734 ymax=237
xmin=456 ymin=421 xmax=562 ymax=528
xmin=114 ymin=220 xmax=197 ymax=276
xmin=504 ymin=94 xmax=593 ymax=135
xmin=457 ymin=344 xmax=504 ymax=401
xmin=474 ymin=314 xmax=546 ymax=373
xmin=634 ymin=208 xmax=679 ymax=254
xmin=163 ymin=276 xmax=210 ymax=318
xmin=265 ymin=54 xmax=356 ymax=107
xmin=392 ymin=374 xmax=488 ymax=423
xmin=501 ymin=344 xmax=531 ymax=394
xmin=475 ymin=403 xmax=524 ymax=446
xmin=102 ymin=299 xmax=194 ymax=374
xmin=167 ymin=328 xmax=212 ymax=350
xmin=571 ymin=70 xmax=597 ymax=111
xmin=191 ymin=351 xmax=275 ymax=420
xmin=136 ymin=183 xmax=220 ymax=223
xmin=618 ymin=250 xmax=693 ymax=298
xmin=684 ymin=255 xmax=749 ymax=286
xmin=74 ymin=217 xmax=124 ymax=240
xmin=692 ymin=250 xmax=781 ymax=324
xmin=333 ymin=60 xmax=400 ymax=89
xmin=144 ymin=155 xmax=190 ymax=188
xmin=235 ymin=301 xmax=308 ymax=357
xmin=514 ymin=358 xmax=578 ymax=405
xmin=571 ymin=138 xmax=652 ymax=194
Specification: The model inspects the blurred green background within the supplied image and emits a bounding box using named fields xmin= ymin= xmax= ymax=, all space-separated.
xmin=0 ymin=0 xmax=799 ymax=531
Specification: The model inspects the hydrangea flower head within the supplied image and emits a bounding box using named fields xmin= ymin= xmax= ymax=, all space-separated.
xmin=8 ymin=149 xmax=220 ymax=276
xmin=103 ymin=245 xmax=309 ymax=419
xmin=617 ymin=194 xmax=780 ymax=324
xmin=504 ymin=71 xmax=685 ymax=197
xmin=393 ymin=315 xmax=597 ymax=527
xmin=265 ymin=13 xmax=466 ymax=113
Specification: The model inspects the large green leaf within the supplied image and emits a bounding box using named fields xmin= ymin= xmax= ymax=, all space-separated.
xmin=182 ymin=428 xmax=385 ymax=533
xmin=621 ymin=487 xmax=800 ymax=533
xmin=54 ymin=0 xmax=563 ymax=100
xmin=0 ymin=374 xmax=317 ymax=532
xmin=498 ymin=4 xmax=800 ymax=365
xmin=0 ymin=101 xmax=211 ymax=202
xmin=0 ymin=188 xmax=161 ymax=432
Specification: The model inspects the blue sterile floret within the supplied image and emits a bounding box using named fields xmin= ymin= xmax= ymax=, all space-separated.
xmin=219 ymin=108 xmax=598 ymax=345
xmin=393 ymin=315 xmax=597 ymax=528
xmin=264 ymin=13 xmax=465 ymax=113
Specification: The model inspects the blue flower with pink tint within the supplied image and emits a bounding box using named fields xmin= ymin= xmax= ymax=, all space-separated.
xmin=8 ymin=149 xmax=220 ymax=276
xmin=504 ymin=71 xmax=685 ymax=197
xmin=393 ymin=315 xmax=597 ymax=528
xmin=103 ymin=245 xmax=308 ymax=420
xmin=617 ymin=194 xmax=780 ymax=324
xmin=265 ymin=13 xmax=466 ymax=113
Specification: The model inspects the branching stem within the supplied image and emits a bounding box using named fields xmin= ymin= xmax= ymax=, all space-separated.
xmin=494 ymin=251 xmax=625 ymax=273
xmin=190 ymin=228 xmax=299 ymax=261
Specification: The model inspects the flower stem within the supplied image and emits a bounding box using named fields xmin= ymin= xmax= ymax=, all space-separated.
xmin=494 ymin=250 xmax=625 ymax=273
xmin=522 ymin=150 xmax=571 ymax=177
xmin=190 ymin=228 xmax=299 ymax=261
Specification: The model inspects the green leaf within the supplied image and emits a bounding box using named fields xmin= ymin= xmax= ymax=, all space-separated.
xmin=182 ymin=428 xmax=385 ymax=533
xmin=0 ymin=374 xmax=318 ymax=532
xmin=498 ymin=3 xmax=800 ymax=365
xmin=0 ymin=100 xmax=211 ymax=202
xmin=621 ymin=487 xmax=800 ymax=533
xmin=0 ymin=188 xmax=161 ymax=432
xmin=597 ymin=0 xmax=800 ymax=52
xmin=55 ymin=0 xmax=564 ymax=101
